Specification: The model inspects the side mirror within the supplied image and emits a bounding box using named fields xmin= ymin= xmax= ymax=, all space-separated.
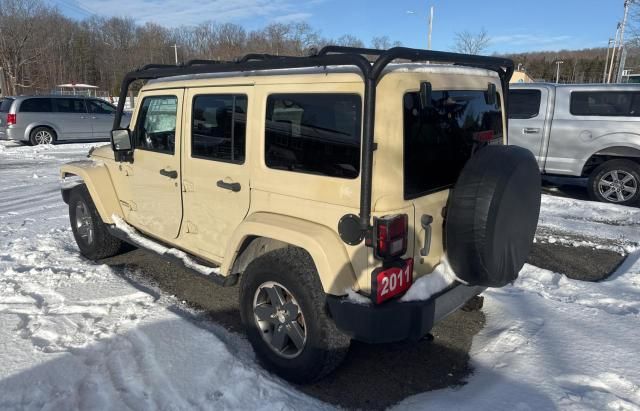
xmin=111 ymin=128 xmax=134 ymax=162
xmin=419 ymin=81 xmax=433 ymax=109
xmin=111 ymin=128 xmax=132 ymax=151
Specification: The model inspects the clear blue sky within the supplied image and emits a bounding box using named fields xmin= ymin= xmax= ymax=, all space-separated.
xmin=50 ymin=0 xmax=629 ymax=54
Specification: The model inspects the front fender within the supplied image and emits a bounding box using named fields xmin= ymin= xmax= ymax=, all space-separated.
xmin=221 ymin=212 xmax=358 ymax=296
xmin=60 ymin=160 xmax=123 ymax=224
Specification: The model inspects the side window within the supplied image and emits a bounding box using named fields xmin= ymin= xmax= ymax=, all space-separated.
xmin=88 ymin=100 xmax=116 ymax=114
xmin=570 ymin=91 xmax=638 ymax=117
xmin=508 ymin=90 xmax=541 ymax=119
xmin=265 ymin=93 xmax=362 ymax=179
xmin=54 ymin=98 xmax=87 ymax=114
xmin=191 ymin=94 xmax=247 ymax=163
xmin=133 ymin=96 xmax=178 ymax=155
xmin=19 ymin=98 xmax=52 ymax=113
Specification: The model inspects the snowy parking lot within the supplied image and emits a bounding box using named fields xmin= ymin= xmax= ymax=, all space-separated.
xmin=1 ymin=141 xmax=640 ymax=410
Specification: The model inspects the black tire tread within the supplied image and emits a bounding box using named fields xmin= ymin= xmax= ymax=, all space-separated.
xmin=239 ymin=247 xmax=350 ymax=383
xmin=69 ymin=184 xmax=126 ymax=260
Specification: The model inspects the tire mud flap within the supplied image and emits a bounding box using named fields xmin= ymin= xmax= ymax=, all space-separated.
xmin=445 ymin=145 xmax=541 ymax=287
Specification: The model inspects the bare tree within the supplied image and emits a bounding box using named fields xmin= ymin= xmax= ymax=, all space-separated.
xmin=334 ymin=34 xmax=364 ymax=48
xmin=453 ymin=28 xmax=490 ymax=55
xmin=370 ymin=36 xmax=401 ymax=49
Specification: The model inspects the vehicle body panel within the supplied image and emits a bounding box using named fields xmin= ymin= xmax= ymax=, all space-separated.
xmin=67 ymin=64 xmax=507 ymax=297
xmin=0 ymin=95 xmax=125 ymax=142
xmin=509 ymin=83 xmax=640 ymax=176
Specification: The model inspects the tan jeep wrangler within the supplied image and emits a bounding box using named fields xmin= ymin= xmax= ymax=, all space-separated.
xmin=60 ymin=46 xmax=541 ymax=383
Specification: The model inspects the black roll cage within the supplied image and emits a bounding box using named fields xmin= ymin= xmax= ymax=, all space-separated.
xmin=113 ymin=45 xmax=514 ymax=244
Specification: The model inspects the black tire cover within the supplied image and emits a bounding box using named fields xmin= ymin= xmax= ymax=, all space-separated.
xmin=445 ymin=145 xmax=541 ymax=287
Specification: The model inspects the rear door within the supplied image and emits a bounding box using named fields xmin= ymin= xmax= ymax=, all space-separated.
xmin=87 ymin=99 xmax=117 ymax=139
xmin=125 ymin=89 xmax=184 ymax=240
xmin=180 ymin=86 xmax=252 ymax=260
xmin=403 ymin=87 xmax=504 ymax=276
xmin=52 ymin=98 xmax=92 ymax=140
xmin=508 ymin=87 xmax=549 ymax=169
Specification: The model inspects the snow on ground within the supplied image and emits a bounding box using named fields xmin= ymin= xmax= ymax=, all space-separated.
xmin=536 ymin=195 xmax=640 ymax=254
xmin=1 ymin=140 xmax=639 ymax=410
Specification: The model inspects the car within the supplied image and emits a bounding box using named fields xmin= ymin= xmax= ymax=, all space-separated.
xmin=509 ymin=83 xmax=640 ymax=205
xmin=60 ymin=46 xmax=541 ymax=383
xmin=0 ymin=95 xmax=130 ymax=145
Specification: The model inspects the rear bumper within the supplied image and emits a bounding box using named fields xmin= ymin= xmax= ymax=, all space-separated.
xmin=326 ymin=283 xmax=485 ymax=344
xmin=0 ymin=127 xmax=25 ymax=141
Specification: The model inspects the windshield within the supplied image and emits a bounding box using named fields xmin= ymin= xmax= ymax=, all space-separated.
xmin=0 ymin=98 xmax=14 ymax=112
xmin=403 ymin=89 xmax=503 ymax=199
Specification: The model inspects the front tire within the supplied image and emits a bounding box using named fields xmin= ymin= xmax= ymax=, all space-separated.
xmin=239 ymin=247 xmax=350 ymax=383
xmin=587 ymin=159 xmax=640 ymax=206
xmin=29 ymin=126 xmax=56 ymax=145
xmin=69 ymin=185 xmax=127 ymax=260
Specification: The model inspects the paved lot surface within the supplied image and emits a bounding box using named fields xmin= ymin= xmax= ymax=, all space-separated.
xmin=101 ymin=239 xmax=625 ymax=410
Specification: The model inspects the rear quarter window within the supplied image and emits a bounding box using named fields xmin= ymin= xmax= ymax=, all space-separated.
xmin=0 ymin=98 xmax=14 ymax=112
xmin=19 ymin=98 xmax=53 ymax=113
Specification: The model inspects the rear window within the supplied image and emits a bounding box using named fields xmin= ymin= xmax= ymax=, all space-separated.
xmin=570 ymin=91 xmax=640 ymax=117
xmin=0 ymin=98 xmax=14 ymax=112
xmin=19 ymin=98 xmax=52 ymax=113
xmin=265 ymin=93 xmax=362 ymax=179
xmin=403 ymin=89 xmax=503 ymax=199
xmin=508 ymin=89 xmax=541 ymax=119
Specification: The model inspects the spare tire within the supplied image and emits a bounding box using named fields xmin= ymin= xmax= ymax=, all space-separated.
xmin=445 ymin=145 xmax=541 ymax=287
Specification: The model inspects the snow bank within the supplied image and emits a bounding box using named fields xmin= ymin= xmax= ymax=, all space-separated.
xmin=395 ymin=258 xmax=640 ymax=410
xmin=401 ymin=257 xmax=460 ymax=302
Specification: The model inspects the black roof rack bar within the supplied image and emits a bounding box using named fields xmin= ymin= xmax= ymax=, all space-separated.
xmin=316 ymin=45 xmax=386 ymax=57
xmin=184 ymin=59 xmax=229 ymax=66
xmin=113 ymin=46 xmax=514 ymax=242
xmin=238 ymin=53 xmax=288 ymax=63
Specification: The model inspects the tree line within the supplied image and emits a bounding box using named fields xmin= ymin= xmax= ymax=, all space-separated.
xmin=0 ymin=0 xmax=400 ymax=96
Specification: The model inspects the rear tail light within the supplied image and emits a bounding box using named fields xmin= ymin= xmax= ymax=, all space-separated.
xmin=372 ymin=214 xmax=408 ymax=260
xmin=6 ymin=113 xmax=16 ymax=126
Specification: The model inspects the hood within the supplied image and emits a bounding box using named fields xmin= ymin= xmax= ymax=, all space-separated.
xmin=89 ymin=143 xmax=115 ymax=160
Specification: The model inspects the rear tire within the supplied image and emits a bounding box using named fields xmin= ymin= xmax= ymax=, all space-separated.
xmin=69 ymin=184 xmax=127 ymax=260
xmin=587 ymin=159 xmax=640 ymax=206
xmin=239 ymin=247 xmax=350 ymax=383
xmin=29 ymin=126 xmax=56 ymax=145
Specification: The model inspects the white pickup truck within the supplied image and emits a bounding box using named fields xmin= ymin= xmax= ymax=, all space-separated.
xmin=509 ymin=83 xmax=640 ymax=206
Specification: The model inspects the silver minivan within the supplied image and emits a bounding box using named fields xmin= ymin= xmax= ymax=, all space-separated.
xmin=0 ymin=95 xmax=129 ymax=145
xmin=509 ymin=83 xmax=640 ymax=205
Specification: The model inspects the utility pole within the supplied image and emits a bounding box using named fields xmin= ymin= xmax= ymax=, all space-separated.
xmin=615 ymin=0 xmax=633 ymax=83
xmin=555 ymin=60 xmax=564 ymax=84
xmin=172 ymin=44 xmax=179 ymax=65
xmin=607 ymin=23 xmax=621 ymax=83
xmin=603 ymin=38 xmax=614 ymax=83
xmin=427 ymin=5 xmax=434 ymax=50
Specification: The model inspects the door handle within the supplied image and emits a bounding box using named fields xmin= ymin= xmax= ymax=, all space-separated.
xmin=159 ymin=168 xmax=178 ymax=179
xmin=217 ymin=180 xmax=241 ymax=192
xmin=523 ymin=127 xmax=540 ymax=134
xmin=419 ymin=214 xmax=433 ymax=257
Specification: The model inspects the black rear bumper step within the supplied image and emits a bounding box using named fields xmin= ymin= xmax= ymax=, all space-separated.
xmin=326 ymin=283 xmax=485 ymax=344
xmin=106 ymin=225 xmax=238 ymax=287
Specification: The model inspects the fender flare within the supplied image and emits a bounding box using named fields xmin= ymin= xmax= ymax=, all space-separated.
xmin=221 ymin=212 xmax=358 ymax=296
xmin=60 ymin=160 xmax=123 ymax=224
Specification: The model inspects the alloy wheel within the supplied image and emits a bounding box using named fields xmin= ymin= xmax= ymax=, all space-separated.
xmin=598 ymin=170 xmax=638 ymax=203
xmin=253 ymin=281 xmax=307 ymax=359
xmin=34 ymin=130 xmax=53 ymax=145
xmin=75 ymin=201 xmax=94 ymax=245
